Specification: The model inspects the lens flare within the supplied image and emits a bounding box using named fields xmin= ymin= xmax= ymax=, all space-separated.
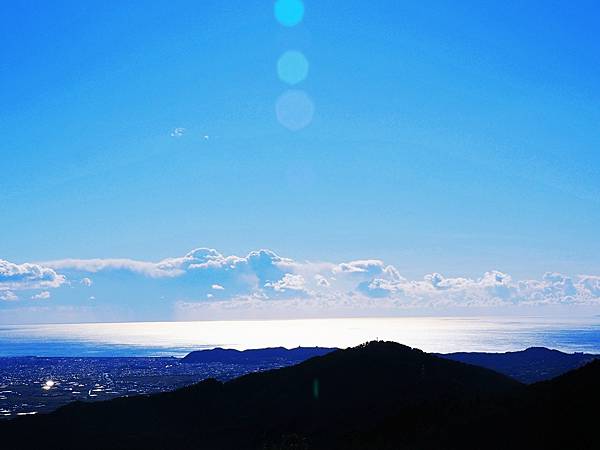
xmin=276 ymin=90 xmax=314 ymax=131
xmin=274 ymin=0 xmax=305 ymax=27
xmin=277 ymin=50 xmax=309 ymax=85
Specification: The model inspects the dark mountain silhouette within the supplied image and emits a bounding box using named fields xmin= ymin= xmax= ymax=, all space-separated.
xmin=0 ymin=341 xmax=520 ymax=450
xmin=1 ymin=341 xmax=598 ymax=450
xmin=447 ymin=358 xmax=600 ymax=450
xmin=182 ymin=346 xmax=336 ymax=364
xmin=440 ymin=346 xmax=599 ymax=383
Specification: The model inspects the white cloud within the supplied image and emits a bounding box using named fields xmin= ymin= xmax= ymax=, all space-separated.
xmin=265 ymin=273 xmax=306 ymax=292
xmin=44 ymin=258 xmax=181 ymax=278
xmin=5 ymin=248 xmax=600 ymax=323
xmin=0 ymin=290 xmax=18 ymax=302
xmin=336 ymin=259 xmax=390 ymax=276
xmin=579 ymin=275 xmax=600 ymax=297
xmin=0 ymin=259 xmax=66 ymax=291
xmin=170 ymin=127 xmax=185 ymax=137
xmin=31 ymin=291 xmax=51 ymax=300
xmin=315 ymin=275 xmax=330 ymax=287
xmin=37 ymin=249 xmax=600 ymax=307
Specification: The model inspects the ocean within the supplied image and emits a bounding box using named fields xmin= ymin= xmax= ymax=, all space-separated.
xmin=1 ymin=316 xmax=600 ymax=357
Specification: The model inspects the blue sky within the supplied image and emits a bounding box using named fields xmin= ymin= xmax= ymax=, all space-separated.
xmin=1 ymin=1 xmax=600 ymax=323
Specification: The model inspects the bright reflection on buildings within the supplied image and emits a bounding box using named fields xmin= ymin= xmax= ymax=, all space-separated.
xmin=42 ymin=380 xmax=55 ymax=390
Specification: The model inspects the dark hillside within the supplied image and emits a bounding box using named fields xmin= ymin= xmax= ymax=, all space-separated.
xmin=7 ymin=342 xmax=598 ymax=449
xmin=441 ymin=347 xmax=599 ymax=383
xmin=442 ymin=358 xmax=600 ymax=449
xmin=0 ymin=341 xmax=521 ymax=450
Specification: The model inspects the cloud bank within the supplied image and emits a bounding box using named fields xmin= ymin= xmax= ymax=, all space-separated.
xmin=0 ymin=259 xmax=65 ymax=291
xmin=2 ymin=248 xmax=600 ymax=322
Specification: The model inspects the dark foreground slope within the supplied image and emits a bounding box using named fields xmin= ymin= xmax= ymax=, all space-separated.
xmin=449 ymin=358 xmax=600 ymax=450
xmin=440 ymin=346 xmax=599 ymax=383
xmin=0 ymin=341 xmax=520 ymax=450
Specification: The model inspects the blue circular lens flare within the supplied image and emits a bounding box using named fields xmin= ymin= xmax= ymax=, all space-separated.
xmin=274 ymin=0 xmax=305 ymax=27
xmin=277 ymin=50 xmax=309 ymax=85
xmin=276 ymin=90 xmax=314 ymax=131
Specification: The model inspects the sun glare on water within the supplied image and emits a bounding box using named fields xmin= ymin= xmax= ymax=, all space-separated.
xmin=2 ymin=316 xmax=598 ymax=358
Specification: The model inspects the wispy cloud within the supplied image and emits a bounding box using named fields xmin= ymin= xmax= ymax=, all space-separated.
xmin=44 ymin=258 xmax=181 ymax=278
xmin=0 ymin=290 xmax=18 ymax=302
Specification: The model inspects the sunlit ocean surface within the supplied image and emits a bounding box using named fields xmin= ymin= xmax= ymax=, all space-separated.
xmin=1 ymin=317 xmax=600 ymax=357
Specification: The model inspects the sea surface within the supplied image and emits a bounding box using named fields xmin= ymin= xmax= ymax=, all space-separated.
xmin=1 ymin=317 xmax=600 ymax=357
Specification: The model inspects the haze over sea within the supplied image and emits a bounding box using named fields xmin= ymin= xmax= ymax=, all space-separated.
xmin=1 ymin=317 xmax=600 ymax=357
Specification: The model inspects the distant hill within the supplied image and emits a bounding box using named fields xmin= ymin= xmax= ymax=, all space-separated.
xmin=0 ymin=341 xmax=521 ymax=450
xmin=439 ymin=347 xmax=599 ymax=383
xmin=181 ymin=346 xmax=336 ymax=364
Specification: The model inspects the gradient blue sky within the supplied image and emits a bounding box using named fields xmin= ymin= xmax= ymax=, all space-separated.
xmin=1 ymin=1 xmax=600 ymax=323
